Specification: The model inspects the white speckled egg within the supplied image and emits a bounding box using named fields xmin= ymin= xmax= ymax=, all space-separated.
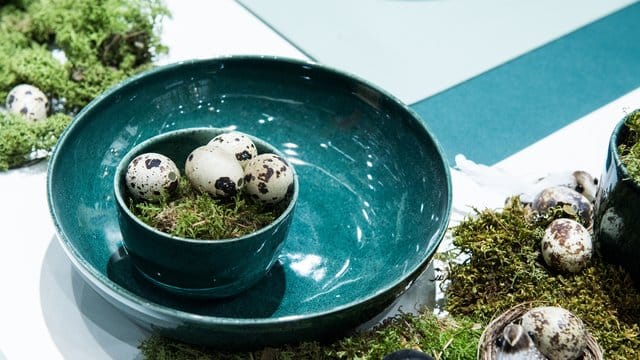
xmin=542 ymin=218 xmax=592 ymax=273
xmin=6 ymin=84 xmax=49 ymax=122
xmin=521 ymin=306 xmax=587 ymax=360
xmin=185 ymin=146 xmax=244 ymax=197
xmin=532 ymin=186 xmax=593 ymax=229
xmin=243 ymin=153 xmax=293 ymax=205
xmin=207 ymin=131 xmax=258 ymax=168
xmin=126 ymin=153 xmax=180 ymax=202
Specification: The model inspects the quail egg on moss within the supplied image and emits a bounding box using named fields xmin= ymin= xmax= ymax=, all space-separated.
xmin=125 ymin=153 xmax=180 ymax=202
xmin=243 ymin=153 xmax=293 ymax=205
xmin=207 ymin=131 xmax=258 ymax=168
xmin=532 ymin=186 xmax=593 ymax=229
xmin=521 ymin=306 xmax=588 ymax=360
xmin=6 ymin=84 xmax=49 ymax=122
xmin=542 ymin=218 xmax=592 ymax=273
xmin=185 ymin=146 xmax=244 ymax=197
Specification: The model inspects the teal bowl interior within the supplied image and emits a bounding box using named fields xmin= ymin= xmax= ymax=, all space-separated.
xmin=47 ymin=56 xmax=451 ymax=348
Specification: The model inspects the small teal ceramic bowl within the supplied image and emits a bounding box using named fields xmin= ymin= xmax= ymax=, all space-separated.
xmin=594 ymin=110 xmax=640 ymax=283
xmin=113 ymin=127 xmax=298 ymax=298
xmin=47 ymin=56 xmax=451 ymax=349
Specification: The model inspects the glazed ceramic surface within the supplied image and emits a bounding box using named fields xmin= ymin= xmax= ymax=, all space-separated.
xmin=47 ymin=56 xmax=451 ymax=348
xmin=595 ymin=114 xmax=640 ymax=283
xmin=114 ymin=128 xmax=298 ymax=298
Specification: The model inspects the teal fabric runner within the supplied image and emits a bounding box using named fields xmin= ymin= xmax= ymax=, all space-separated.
xmin=411 ymin=2 xmax=640 ymax=165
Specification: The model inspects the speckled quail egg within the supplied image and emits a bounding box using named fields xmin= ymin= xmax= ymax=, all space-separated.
xmin=532 ymin=186 xmax=593 ymax=229
xmin=521 ymin=306 xmax=588 ymax=360
xmin=598 ymin=206 xmax=624 ymax=240
xmin=125 ymin=153 xmax=180 ymax=202
xmin=207 ymin=131 xmax=258 ymax=168
xmin=6 ymin=84 xmax=49 ymax=122
xmin=570 ymin=171 xmax=598 ymax=202
xmin=185 ymin=146 xmax=245 ymax=197
xmin=243 ymin=153 xmax=294 ymax=205
xmin=542 ymin=218 xmax=592 ymax=273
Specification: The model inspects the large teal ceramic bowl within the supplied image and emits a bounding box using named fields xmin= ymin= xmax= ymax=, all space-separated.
xmin=47 ymin=56 xmax=451 ymax=348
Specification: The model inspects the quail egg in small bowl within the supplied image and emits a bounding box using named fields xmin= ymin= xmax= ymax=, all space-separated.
xmin=113 ymin=127 xmax=298 ymax=298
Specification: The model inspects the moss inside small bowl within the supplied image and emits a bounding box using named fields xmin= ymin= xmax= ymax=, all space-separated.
xmin=617 ymin=109 xmax=640 ymax=182
xmin=128 ymin=175 xmax=282 ymax=241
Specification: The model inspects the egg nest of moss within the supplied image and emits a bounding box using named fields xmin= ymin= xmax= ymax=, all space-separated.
xmin=444 ymin=197 xmax=640 ymax=358
xmin=129 ymin=176 xmax=282 ymax=241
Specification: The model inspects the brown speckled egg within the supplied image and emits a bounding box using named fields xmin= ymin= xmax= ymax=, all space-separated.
xmin=532 ymin=186 xmax=593 ymax=229
xmin=542 ymin=218 xmax=592 ymax=273
xmin=6 ymin=84 xmax=49 ymax=122
xmin=207 ymin=131 xmax=257 ymax=168
xmin=521 ymin=306 xmax=587 ymax=360
xmin=185 ymin=146 xmax=244 ymax=198
xmin=243 ymin=153 xmax=293 ymax=205
xmin=125 ymin=153 xmax=180 ymax=202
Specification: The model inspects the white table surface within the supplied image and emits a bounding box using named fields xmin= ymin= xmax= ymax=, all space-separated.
xmin=1 ymin=1 xmax=638 ymax=358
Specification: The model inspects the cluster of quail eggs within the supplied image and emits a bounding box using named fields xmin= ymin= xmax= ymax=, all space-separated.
xmin=4 ymin=84 xmax=50 ymax=122
xmin=492 ymin=171 xmax=599 ymax=360
xmin=125 ymin=131 xmax=294 ymax=206
xmin=529 ymin=171 xmax=598 ymax=274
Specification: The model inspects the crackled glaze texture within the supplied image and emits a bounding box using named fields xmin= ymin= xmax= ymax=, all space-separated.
xmin=595 ymin=116 xmax=640 ymax=283
xmin=47 ymin=57 xmax=451 ymax=349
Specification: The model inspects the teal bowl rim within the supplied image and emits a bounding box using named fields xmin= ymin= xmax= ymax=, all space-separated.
xmin=609 ymin=110 xmax=640 ymax=192
xmin=113 ymin=127 xmax=299 ymax=244
xmin=47 ymin=55 xmax=452 ymax=327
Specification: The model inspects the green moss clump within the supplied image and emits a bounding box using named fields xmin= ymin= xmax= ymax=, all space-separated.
xmin=0 ymin=0 xmax=169 ymax=169
xmin=136 ymin=198 xmax=640 ymax=358
xmin=0 ymin=112 xmax=71 ymax=170
xmin=0 ymin=0 xmax=168 ymax=109
xmin=130 ymin=177 xmax=280 ymax=240
xmin=618 ymin=109 xmax=640 ymax=182
xmin=138 ymin=311 xmax=482 ymax=360
xmin=445 ymin=198 xmax=640 ymax=358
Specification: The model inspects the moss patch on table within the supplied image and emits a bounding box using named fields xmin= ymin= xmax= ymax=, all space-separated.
xmin=139 ymin=312 xmax=482 ymax=360
xmin=138 ymin=198 xmax=640 ymax=359
xmin=446 ymin=198 xmax=640 ymax=358
xmin=0 ymin=112 xmax=70 ymax=169
xmin=0 ymin=0 xmax=168 ymax=170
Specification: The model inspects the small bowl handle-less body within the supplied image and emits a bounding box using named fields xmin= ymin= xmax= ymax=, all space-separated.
xmin=113 ymin=127 xmax=298 ymax=298
xmin=594 ymin=115 xmax=640 ymax=283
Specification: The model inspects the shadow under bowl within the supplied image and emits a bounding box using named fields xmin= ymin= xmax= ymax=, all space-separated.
xmin=47 ymin=56 xmax=451 ymax=349
xmin=595 ymin=111 xmax=640 ymax=283
xmin=113 ymin=128 xmax=298 ymax=298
